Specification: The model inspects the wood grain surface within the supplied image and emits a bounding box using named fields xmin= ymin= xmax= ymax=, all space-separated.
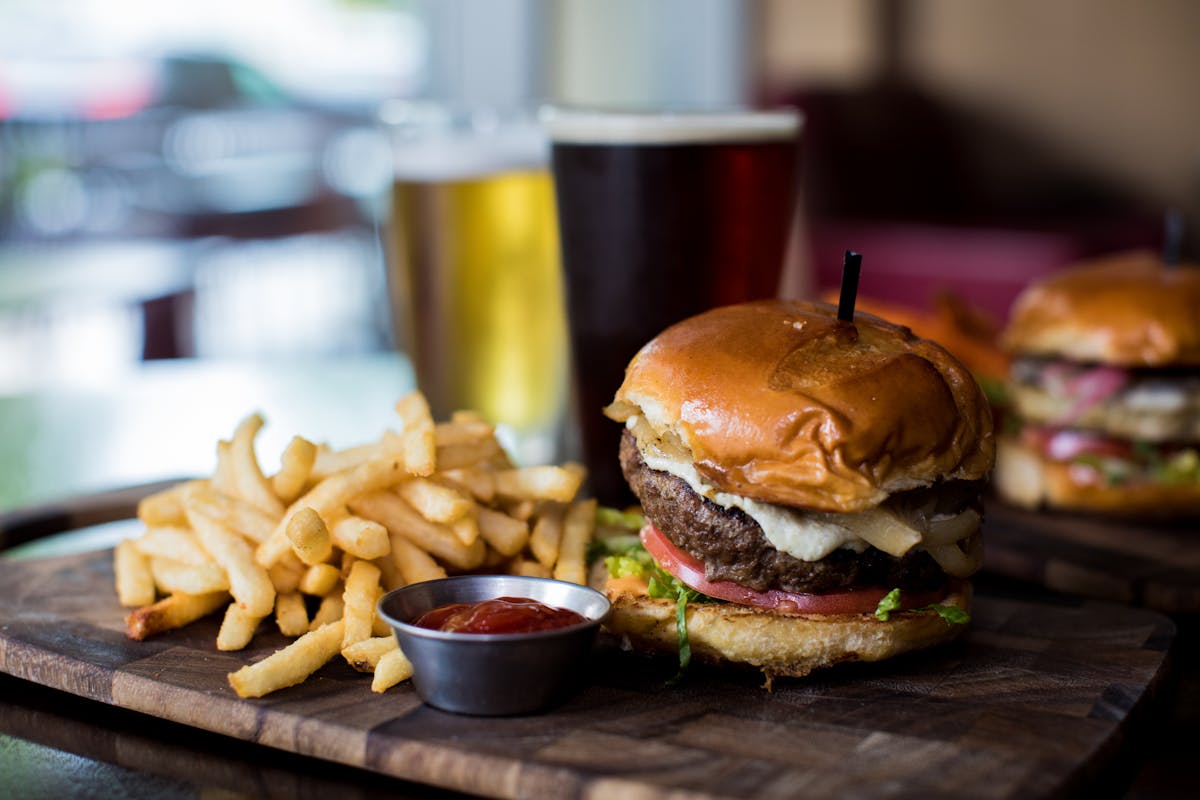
xmin=0 ymin=546 xmax=1175 ymax=800
xmin=984 ymin=500 xmax=1200 ymax=613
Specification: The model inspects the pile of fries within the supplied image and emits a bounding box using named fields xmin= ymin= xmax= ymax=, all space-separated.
xmin=113 ymin=391 xmax=596 ymax=698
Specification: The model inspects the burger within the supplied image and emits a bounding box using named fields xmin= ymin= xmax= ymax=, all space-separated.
xmin=597 ymin=299 xmax=995 ymax=680
xmin=995 ymin=251 xmax=1200 ymax=516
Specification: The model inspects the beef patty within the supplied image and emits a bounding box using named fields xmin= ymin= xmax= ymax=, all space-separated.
xmin=619 ymin=429 xmax=961 ymax=594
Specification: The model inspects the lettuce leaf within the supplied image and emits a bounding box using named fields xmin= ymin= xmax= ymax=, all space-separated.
xmin=873 ymin=588 xmax=903 ymax=621
xmin=589 ymin=534 xmax=644 ymax=566
xmin=926 ymin=603 xmax=971 ymax=625
xmin=588 ymin=505 xmax=648 ymax=565
xmin=602 ymin=537 xmax=710 ymax=681
xmin=595 ymin=505 xmax=646 ymax=531
xmin=874 ymin=588 xmax=970 ymax=625
xmin=1159 ymin=448 xmax=1200 ymax=485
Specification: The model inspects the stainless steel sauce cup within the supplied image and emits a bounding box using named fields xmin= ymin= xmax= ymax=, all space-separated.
xmin=377 ymin=575 xmax=611 ymax=716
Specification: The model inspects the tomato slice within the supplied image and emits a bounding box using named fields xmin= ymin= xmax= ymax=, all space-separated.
xmin=640 ymin=523 xmax=946 ymax=616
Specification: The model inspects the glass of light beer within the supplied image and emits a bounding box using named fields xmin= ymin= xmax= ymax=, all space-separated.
xmin=542 ymin=108 xmax=802 ymax=504
xmin=383 ymin=103 xmax=568 ymax=465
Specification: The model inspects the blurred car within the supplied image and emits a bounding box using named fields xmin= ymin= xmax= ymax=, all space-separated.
xmin=0 ymin=53 xmax=390 ymax=240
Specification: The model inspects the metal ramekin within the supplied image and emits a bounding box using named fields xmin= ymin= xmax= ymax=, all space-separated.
xmin=377 ymin=575 xmax=611 ymax=716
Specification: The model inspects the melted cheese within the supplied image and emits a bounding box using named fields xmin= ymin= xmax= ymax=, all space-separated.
xmin=629 ymin=417 xmax=983 ymax=576
xmin=638 ymin=438 xmax=867 ymax=561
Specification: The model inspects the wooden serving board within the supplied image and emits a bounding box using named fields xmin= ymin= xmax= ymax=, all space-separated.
xmin=984 ymin=500 xmax=1200 ymax=613
xmin=0 ymin=544 xmax=1175 ymax=800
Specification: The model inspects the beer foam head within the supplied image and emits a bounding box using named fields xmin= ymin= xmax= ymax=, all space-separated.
xmin=541 ymin=107 xmax=802 ymax=145
xmin=383 ymin=102 xmax=547 ymax=180
xmin=390 ymin=133 xmax=546 ymax=181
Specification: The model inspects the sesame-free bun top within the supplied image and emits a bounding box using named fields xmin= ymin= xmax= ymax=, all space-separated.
xmin=1003 ymin=251 xmax=1200 ymax=366
xmin=605 ymin=300 xmax=995 ymax=513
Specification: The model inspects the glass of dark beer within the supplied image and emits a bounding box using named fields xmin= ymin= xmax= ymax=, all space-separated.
xmin=542 ymin=108 xmax=802 ymax=504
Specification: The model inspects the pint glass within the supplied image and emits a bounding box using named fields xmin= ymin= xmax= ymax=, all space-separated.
xmin=543 ymin=108 xmax=802 ymax=504
xmin=384 ymin=104 xmax=568 ymax=465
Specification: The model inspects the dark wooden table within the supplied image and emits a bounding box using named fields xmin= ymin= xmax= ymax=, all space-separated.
xmin=0 ymin=517 xmax=1189 ymax=799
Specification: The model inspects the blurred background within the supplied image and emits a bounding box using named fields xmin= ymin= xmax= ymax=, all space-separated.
xmin=1 ymin=0 xmax=1197 ymax=510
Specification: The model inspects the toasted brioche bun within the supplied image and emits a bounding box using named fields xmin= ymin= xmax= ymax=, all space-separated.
xmin=1003 ymin=251 xmax=1200 ymax=367
xmin=605 ymin=300 xmax=995 ymax=513
xmin=604 ymin=577 xmax=971 ymax=680
xmin=994 ymin=435 xmax=1200 ymax=516
xmin=822 ymin=292 xmax=1012 ymax=383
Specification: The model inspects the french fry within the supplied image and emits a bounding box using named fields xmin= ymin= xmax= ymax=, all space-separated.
xmin=554 ymin=498 xmax=596 ymax=585
xmin=187 ymin=509 xmax=276 ymax=617
xmin=372 ymin=648 xmax=414 ymax=693
xmin=389 ymin=533 xmax=447 ymax=585
xmin=435 ymin=467 xmax=496 ymax=503
xmin=136 ymin=480 xmax=205 ymax=527
xmin=350 ymin=491 xmax=486 ymax=570
xmin=310 ymin=588 xmax=344 ymax=630
xmin=483 ymin=449 xmax=514 ymax=470
xmin=449 ymin=514 xmax=479 ymax=547
xmin=258 ymin=457 xmax=407 ymax=568
xmin=227 ymin=619 xmax=345 ymax=698
xmin=134 ymin=525 xmax=214 ymax=567
xmin=443 ymin=413 xmax=494 ymax=435
xmin=494 ymin=466 xmax=584 ymax=504
xmin=183 ymin=484 xmax=278 ymax=544
xmin=450 ymin=409 xmax=486 ymax=424
xmin=229 ymin=414 xmax=286 ymax=517
xmin=529 ymin=502 xmax=566 ymax=569
xmin=309 ymin=435 xmax=404 ymax=482
xmin=126 ymin=591 xmax=228 ymax=640
xmin=509 ymin=558 xmax=552 ymax=579
xmin=435 ymin=437 xmax=504 ymax=471
xmin=115 ymin=539 xmax=156 ymax=607
xmin=506 ymin=499 xmax=538 ymax=522
xmin=339 ymin=549 xmax=359 ymax=580
xmin=342 ymin=635 xmax=397 ymax=672
xmin=435 ymin=418 xmax=494 ymax=445
xmin=476 ymin=506 xmax=530 ymax=558
xmin=150 ymin=557 xmax=230 ymax=596
xmin=342 ymin=561 xmax=381 ymax=649
xmin=396 ymin=392 xmax=436 ymax=476
xmin=372 ymin=588 xmax=392 ymax=637
xmin=373 ymin=549 xmax=401 ymax=592
xmin=212 ymin=440 xmax=238 ymax=496
xmin=217 ymin=604 xmax=263 ymax=651
xmin=275 ymin=592 xmax=310 ymax=637
xmin=285 ymin=507 xmax=333 ymax=565
xmin=481 ymin=545 xmax=509 ymax=569
xmin=268 ymin=552 xmax=305 ymax=594
xmin=299 ymin=563 xmax=341 ymax=597
xmin=272 ymin=435 xmax=318 ymax=504
xmin=330 ymin=516 xmax=390 ymax=561
xmin=117 ymin=389 xmax=605 ymax=699
xmin=396 ymin=478 xmax=472 ymax=524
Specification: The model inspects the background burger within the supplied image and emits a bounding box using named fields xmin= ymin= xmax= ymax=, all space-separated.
xmin=597 ymin=299 xmax=995 ymax=680
xmin=995 ymin=251 xmax=1200 ymax=516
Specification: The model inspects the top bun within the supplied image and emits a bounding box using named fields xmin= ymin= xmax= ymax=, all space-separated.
xmin=1003 ymin=251 xmax=1200 ymax=366
xmin=605 ymin=300 xmax=995 ymax=513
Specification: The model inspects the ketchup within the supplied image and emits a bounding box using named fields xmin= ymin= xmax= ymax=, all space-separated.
xmin=412 ymin=596 xmax=587 ymax=634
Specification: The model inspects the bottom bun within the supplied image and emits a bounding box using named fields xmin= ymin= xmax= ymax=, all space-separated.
xmin=603 ymin=579 xmax=972 ymax=681
xmin=995 ymin=436 xmax=1200 ymax=517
